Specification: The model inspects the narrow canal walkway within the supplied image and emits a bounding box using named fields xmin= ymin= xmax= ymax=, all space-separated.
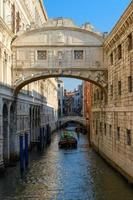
xmin=0 ymin=132 xmax=133 ymax=200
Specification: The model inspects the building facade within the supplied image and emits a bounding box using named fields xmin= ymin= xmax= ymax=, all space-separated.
xmin=57 ymin=79 xmax=64 ymax=118
xmin=0 ymin=1 xmax=58 ymax=168
xmin=91 ymin=1 xmax=133 ymax=182
xmin=63 ymin=84 xmax=83 ymax=116
xmin=83 ymin=81 xmax=92 ymax=121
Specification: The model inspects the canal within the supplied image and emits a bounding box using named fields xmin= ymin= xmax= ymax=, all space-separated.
xmin=0 ymin=130 xmax=133 ymax=200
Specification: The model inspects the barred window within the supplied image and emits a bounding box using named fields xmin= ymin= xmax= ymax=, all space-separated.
xmin=74 ymin=50 xmax=83 ymax=60
xmin=128 ymin=33 xmax=132 ymax=51
xmin=118 ymin=81 xmax=121 ymax=95
xmin=118 ymin=44 xmax=122 ymax=60
xmin=100 ymin=122 xmax=102 ymax=133
xmin=128 ymin=76 xmax=132 ymax=92
xmin=109 ymin=124 xmax=112 ymax=136
xmin=96 ymin=120 xmax=98 ymax=135
xmin=104 ymin=123 xmax=106 ymax=135
xmin=37 ymin=51 xmax=47 ymax=60
xmin=110 ymin=84 xmax=113 ymax=96
xmin=110 ymin=53 xmax=113 ymax=65
xmin=116 ymin=127 xmax=120 ymax=140
xmin=127 ymin=129 xmax=131 ymax=146
xmin=101 ymin=91 xmax=103 ymax=100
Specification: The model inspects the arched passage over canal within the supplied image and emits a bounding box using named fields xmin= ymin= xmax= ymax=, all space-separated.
xmin=11 ymin=18 xmax=108 ymax=97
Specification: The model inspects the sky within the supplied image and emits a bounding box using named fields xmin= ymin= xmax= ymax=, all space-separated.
xmin=44 ymin=0 xmax=131 ymax=91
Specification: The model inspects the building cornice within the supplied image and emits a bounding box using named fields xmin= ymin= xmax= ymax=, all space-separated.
xmin=104 ymin=1 xmax=133 ymax=51
xmin=12 ymin=26 xmax=104 ymax=47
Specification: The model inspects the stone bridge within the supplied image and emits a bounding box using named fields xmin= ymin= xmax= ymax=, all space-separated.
xmin=58 ymin=116 xmax=87 ymax=127
xmin=11 ymin=18 xmax=108 ymax=96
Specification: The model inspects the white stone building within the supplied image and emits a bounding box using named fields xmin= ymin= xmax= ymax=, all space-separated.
xmin=0 ymin=1 xmax=58 ymax=168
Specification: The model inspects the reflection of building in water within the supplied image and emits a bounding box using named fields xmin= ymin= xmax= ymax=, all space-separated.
xmin=63 ymin=84 xmax=83 ymax=116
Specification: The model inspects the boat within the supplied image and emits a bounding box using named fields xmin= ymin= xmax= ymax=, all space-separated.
xmin=58 ymin=130 xmax=77 ymax=149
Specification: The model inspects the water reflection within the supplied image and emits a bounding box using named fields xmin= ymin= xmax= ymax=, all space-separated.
xmin=0 ymin=131 xmax=133 ymax=200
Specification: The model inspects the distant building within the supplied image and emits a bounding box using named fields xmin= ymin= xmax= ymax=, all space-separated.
xmin=83 ymin=81 xmax=92 ymax=120
xmin=57 ymin=79 xmax=64 ymax=117
xmin=63 ymin=84 xmax=83 ymax=116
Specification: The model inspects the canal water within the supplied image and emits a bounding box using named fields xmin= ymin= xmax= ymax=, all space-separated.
xmin=0 ymin=131 xmax=133 ymax=200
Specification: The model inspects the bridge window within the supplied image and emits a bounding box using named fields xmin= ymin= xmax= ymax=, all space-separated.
xmin=126 ymin=129 xmax=131 ymax=146
xmin=74 ymin=50 xmax=83 ymax=60
xmin=37 ymin=50 xmax=47 ymax=60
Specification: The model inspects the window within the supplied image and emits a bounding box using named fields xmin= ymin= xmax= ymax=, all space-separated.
xmin=94 ymin=93 xmax=96 ymax=102
xmin=96 ymin=120 xmax=98 ymax=135
xmin=118 ymin=44 xmax=122 ymax=60
xmin=109 ymin=125 xmax=112 ymax=136
xmin=110 ymin=53 xmax=113 ymax=65
xmin=118 ymin=81 xmax=121 ymax=95
xmin=116 ymin=127 xmax=120 ymax=140
xmin=104 ymin=123 xmax=106 ymax=135
xmin=16 ymin=11 xmax=20 ymax=32
xmin=126 ymin=129 xmax=131 ymax=146
xmin=37 ymin=51 xmax=47 ymax=60
xmin=128 ymin=33 xmax=132 ymax=51
xmin=97 ymin=90 xmax=99 ymax=100
xmin=128 ymin=76 xmax=132 ymax=92
xmin=101 ymin=91 xmax=103 ymax=100
xmin=74 ymin=50 xmax=83 ymax=60
xmin=110 ymin=84 xmax=113 ymax=96
xmin=100 ymin=122 xmax=102 ymax=133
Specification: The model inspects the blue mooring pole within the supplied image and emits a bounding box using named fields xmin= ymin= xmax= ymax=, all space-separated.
xmin=20 ymin=135 xmax=24 ymax=173
xmin=25 ymin=132 xmax=29 ymax=168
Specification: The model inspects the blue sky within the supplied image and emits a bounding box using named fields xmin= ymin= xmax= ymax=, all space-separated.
xmin=44 ymin=0 xmax=131 ymax=91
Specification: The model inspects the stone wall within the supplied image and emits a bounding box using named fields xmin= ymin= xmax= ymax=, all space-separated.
xmin=91 ymin=1 xmax=133 ymax=182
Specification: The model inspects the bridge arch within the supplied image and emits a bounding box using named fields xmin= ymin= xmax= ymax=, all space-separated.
xmin=13 ymin=73 xmax=107 ymax=97
xmin=58 ymin=116 xmax=87 ymax=128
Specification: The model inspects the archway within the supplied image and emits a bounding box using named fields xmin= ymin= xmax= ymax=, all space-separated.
xmin=2 ymin=103 xmax=9 ymax=165
xmin=13 ymin=73 xmax=107 ymax=98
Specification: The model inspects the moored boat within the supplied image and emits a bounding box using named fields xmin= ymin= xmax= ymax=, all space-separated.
xmin=58 ymin=130 xmax=77 ymax=149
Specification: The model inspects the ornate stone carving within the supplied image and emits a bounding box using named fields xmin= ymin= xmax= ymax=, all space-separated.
xmin=57 ymin=32 xmax=65 ymax=43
